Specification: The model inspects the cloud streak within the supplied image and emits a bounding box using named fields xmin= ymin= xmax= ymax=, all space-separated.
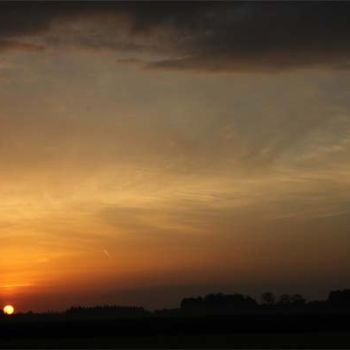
xmin=1 ymin=2 xmax=350 ymax=72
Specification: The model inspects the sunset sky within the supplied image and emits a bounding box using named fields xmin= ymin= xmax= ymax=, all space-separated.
xmin=1 ymin=1 xmax=350 ymax=312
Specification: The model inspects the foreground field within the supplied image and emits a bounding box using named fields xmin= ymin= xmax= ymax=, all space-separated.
xmin=1 ymin=333 xmax=350 ymax=349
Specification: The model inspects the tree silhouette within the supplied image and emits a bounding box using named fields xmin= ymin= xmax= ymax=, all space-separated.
xmin=278 ymin=294 xmax=292 ymax=305
xmin=290 ymin=294 xmax=306 ymax=305
xmin=278 ymin=294 xmax=306 ymax=306
xmin=181 ymin=293 xmax=257 ymax=314
xmin=328 ymin=289 xmax=350 ymax=307
xmin=180 ymin=297 xmax=203 ymax=309
xmin=261 ymin=292 xmax=275 ymax=305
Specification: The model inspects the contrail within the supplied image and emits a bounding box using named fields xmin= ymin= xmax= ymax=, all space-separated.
xmin=103 ymin=249 xmax=111 ymax=259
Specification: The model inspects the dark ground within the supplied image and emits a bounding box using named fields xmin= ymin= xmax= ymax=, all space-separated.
xmin=2 ymin=333 xmax=350 ymax=349
xmin=1 ymin=313 xmax=350 ymax=348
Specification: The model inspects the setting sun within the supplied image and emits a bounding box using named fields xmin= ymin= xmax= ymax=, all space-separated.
xmin=3 ymin=305 xmax=15 ymax=315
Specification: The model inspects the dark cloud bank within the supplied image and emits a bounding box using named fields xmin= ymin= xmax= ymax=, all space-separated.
xmin=1 ymin=1 xmax=350 ymax=72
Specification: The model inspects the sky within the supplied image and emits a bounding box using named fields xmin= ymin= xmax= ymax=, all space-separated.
xmin=1 ymin=1 xmax=350 ymax=312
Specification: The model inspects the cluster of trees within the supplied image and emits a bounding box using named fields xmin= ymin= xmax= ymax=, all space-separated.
xmin=260 ymin=292 xmax=306 ymax=306
xmin=180 ymin=289 xmax=350 ymax=313
xmin=180 ymin=292 xmax=306 ymax=310
xmin=181 ymin=293 xmax=257 ymax=311
xmin=328 ymin=290 xmax=350 ymax=307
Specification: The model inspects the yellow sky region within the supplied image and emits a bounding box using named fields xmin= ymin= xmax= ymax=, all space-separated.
xmin=1 ymin=51 xmax=350 ymax=311
xmin=1 ymin=161 xmax=350 ymax=312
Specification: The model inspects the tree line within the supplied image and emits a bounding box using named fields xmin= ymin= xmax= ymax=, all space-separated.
xmin=64 ymin=289 xmax=350 ymax=316
xmin=177 ymin=289 xmax=350 ymax=314
xmin=2 ymin=289 xmax=350 ymax=317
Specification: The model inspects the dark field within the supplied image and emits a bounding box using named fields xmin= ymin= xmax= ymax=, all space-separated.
xmin=2 ymin=333 xmax=350 ymax=349
xmin=1 ymin=313 xmax=350 ymax=348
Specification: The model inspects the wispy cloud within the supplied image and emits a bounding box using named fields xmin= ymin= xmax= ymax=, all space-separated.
xmin=1 ymin=2 xmax=350 ymax=72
